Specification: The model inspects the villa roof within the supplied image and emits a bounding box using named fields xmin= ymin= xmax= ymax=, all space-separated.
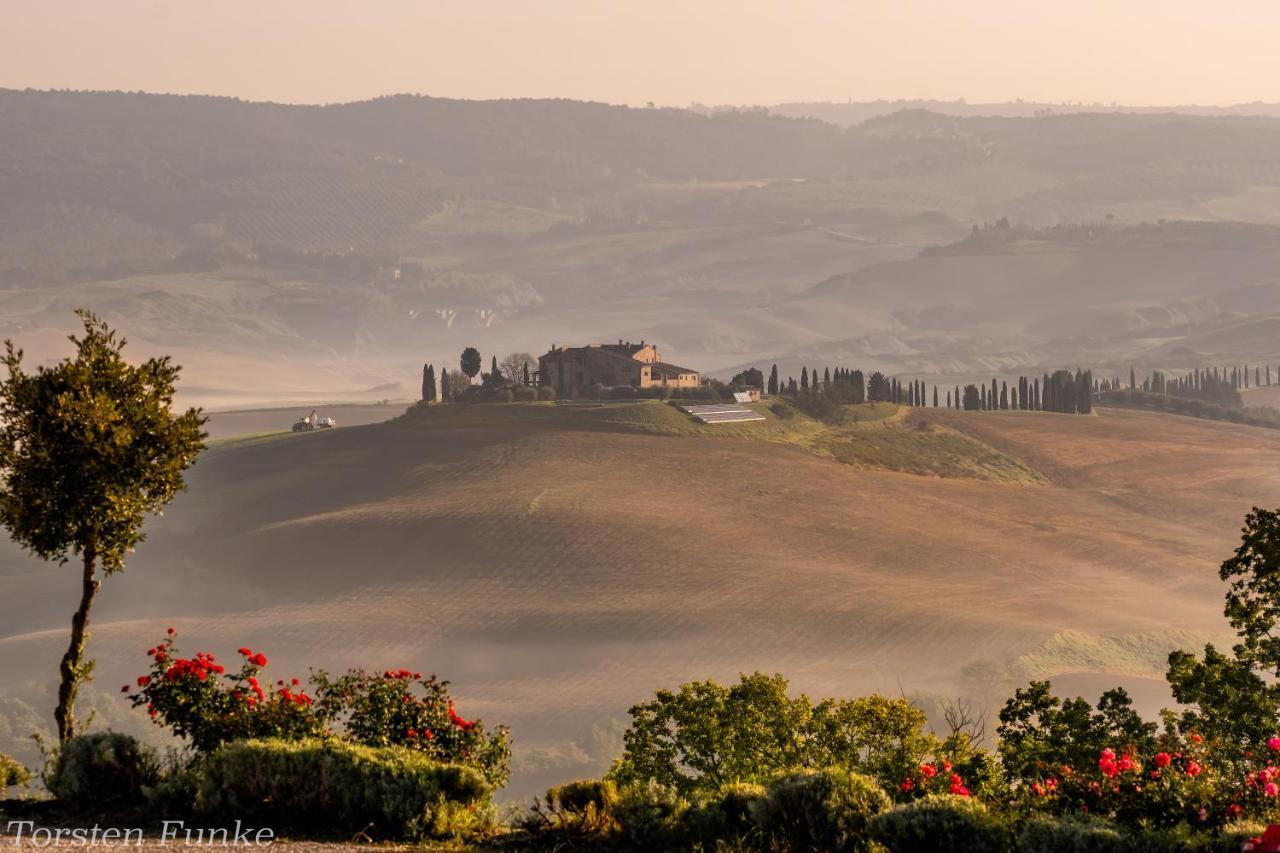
xmin=648 ymin=361 xmax=697 ymax=377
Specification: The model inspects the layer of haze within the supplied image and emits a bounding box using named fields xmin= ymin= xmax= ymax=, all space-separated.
xmin=4 ymin=0 xmax=1279 ymax=107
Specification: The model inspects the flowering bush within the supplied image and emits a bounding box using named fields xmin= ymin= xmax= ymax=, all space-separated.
xmin=123 ymin=631 xmax=323 ymax=753
xmin=311 ymin=668 xmax=511 ymax=788
xmin=123 ymin=632 xmax=509 ymax=788
xmin=897 ymin=757 xmax=975 ymax=799
xmin=1010 ymin=734 xmax=1280 ymax=831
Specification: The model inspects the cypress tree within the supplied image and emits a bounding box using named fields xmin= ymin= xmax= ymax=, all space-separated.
xmin=440 ymin=367 xmax=452 ymax=402
xmin=422 ymin=363 xmax=436 ymax=402
xmin=768 ymin=364 xmax=779 ymax=395
xmin=1129 ymin=366 xmax=1136 ymax=390
xmin=824 ymin=367 xmax=831 ymax=388
xmin=1000 ymin=381 xmax=1008 ymax=410
xmin=933 ymin=385 xmax=938 ymax=407
xmin=801 ymin=367 xmax=809 ymax=390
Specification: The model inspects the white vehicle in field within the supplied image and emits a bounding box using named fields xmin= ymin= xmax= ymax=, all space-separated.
xmin=291 ymin=410 xmax=337 ymax=432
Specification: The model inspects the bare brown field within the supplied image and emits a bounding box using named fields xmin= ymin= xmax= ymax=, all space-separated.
xmin=1 ymin=404 xmax=1278 ymax=798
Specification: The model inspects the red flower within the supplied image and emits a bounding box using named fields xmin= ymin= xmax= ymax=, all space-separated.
xmin=250 ymin=653 xmax=268 ymax=667
xmin=137 ymin=675 xmax=150 ymax=687
xmin=238 ymin=647 xmax=252 ymax=656
xmin=1186 ymin=760 xmax=1202 ymax=778
xmin=919 ymin=763 xmax=937 ymax=779
xmin=167 ymin=627 xmax=176 ymax=636
xmin=900 ymin=778 xmax=914 ymax=792
xmin=1154 ymin=752 xmax=1172 ymax=768
xmin=1190 ymin=734 xmax=1203 ymax=744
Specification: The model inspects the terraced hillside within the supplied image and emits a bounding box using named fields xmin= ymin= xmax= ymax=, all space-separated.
xmin=1 ymin=402 xmax=1277 ymax=798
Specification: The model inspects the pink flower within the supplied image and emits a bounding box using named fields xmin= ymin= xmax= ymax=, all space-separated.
xmin=1266 ymin=782 xmax=1279 ymax=798
xmin=1268 ymin=736 xmax=1280 ymax=752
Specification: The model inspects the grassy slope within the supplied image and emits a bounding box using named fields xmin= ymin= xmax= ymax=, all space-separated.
xmin=395 ymin=400 xmax=1042 ymax=484
xmin=1 ymin=403 xmax=1277 ymax=798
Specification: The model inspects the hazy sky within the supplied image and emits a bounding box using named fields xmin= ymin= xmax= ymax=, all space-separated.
xmin=4 ymin=1 xmax=1278 ymax=107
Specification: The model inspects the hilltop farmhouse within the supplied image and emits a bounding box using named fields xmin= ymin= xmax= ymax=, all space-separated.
xmin=538 ymin=341 xmax=699 ymax=395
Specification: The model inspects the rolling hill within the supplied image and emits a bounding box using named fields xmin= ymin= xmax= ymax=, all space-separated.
xmin=0 ymin=401 xmax=1276 ymax=797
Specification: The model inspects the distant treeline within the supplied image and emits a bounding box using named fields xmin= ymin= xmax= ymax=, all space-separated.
xmin=765 ymin=365 xmax=1094 ymax=415
xmin=1097 ymin=389 xmax=1280 ymax=431
xmin=1104 ymin=364 xmax=1278 ymax=410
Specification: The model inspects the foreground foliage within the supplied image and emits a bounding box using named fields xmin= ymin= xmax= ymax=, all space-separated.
xmin=608 ymin=671 xmax=984 ymax=797
xmin=0 ymin=751 xmax=31 ymax=795
xmin=196 ymin=738 xmax=493 ymax=841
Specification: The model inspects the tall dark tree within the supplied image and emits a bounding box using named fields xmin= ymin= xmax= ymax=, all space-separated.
xmin=441 ymin=367 xmax=452 ymax=402
xmin=800 ymin=367 xmax=809 ymax=390
xmin=422 ymin=363 xmax=436 ymax=403
xmin=932 ymin=385 xmax=938 ymax=408
xmin=460 ymin=347 xmax=482 ymax=383
xmin=768 ymin=364 xmax=779 ymax=396
xmin=0 ymin=311 xmax=206 ymax=741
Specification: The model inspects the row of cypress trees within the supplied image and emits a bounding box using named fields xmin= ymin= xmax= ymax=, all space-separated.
xmin=768 ymin=363 xmax=1096 ymax=415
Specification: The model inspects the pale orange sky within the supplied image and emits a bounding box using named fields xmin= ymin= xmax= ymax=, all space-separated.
xmin=3 ymin=0 xmax=1278 ymax=107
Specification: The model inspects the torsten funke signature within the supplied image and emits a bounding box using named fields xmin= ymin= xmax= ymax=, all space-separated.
xmin=4 ymin=822 xmax=276 ymax=847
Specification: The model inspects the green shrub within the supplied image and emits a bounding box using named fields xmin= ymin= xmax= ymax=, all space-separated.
xmin=194 ymin=738 xmax=490 ymax=841
xmin=545 ymin=778 xmax=620 ymax=833
xmin=1 ymin=752 xmax=31 ymax=794
xmin=757 ymin=768 xmax=890 ymax=853
xmin=870 ymin=794 xmax=1010 ymax=853
xmin=613 ymin=780 xmax=690 ymax=850
xmin=46 ymin=732 xmax=159 ymax=812
xmin=536 ymin=385 xmax=557 ymax=401
xmin=1018 ymin=815 xmax=1127 ymax=853
xmin=684 ymin=781 xmax=767 ymax=849
xmin=512 ymin=386 xmax=537 ymax=402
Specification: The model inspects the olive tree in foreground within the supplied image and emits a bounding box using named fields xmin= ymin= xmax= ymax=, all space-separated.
xmin=0 ymin=311 xmax=206 ymax=741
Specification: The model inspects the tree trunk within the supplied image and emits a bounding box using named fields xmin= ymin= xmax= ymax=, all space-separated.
xmin=55 ymin=541 xmax=99 ymax=742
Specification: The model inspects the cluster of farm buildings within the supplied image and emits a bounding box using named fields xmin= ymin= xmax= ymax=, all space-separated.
xmin=537 ymin=341 xmax=700 ymax=395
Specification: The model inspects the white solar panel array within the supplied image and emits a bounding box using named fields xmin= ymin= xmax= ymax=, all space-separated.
xmin=679 ymin=403 xmax=767 ymax=424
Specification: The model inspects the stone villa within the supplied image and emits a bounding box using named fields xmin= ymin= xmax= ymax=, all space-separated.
xmin=537 ymin=341 xmax=699 ymax=395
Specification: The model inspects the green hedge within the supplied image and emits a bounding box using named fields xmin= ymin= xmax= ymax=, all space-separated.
xmin=757 ymin=768 xmax=891 ymax=853
xmin=194 ymin=738 xmax=490 ymax=841
xmin=47 ymin=732 xmax=159 ymax=813
xmin=1019 ymin=815 xmax=1127 ymax=853
xmin=870 ymin=794 xmax=1011 ymax=853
